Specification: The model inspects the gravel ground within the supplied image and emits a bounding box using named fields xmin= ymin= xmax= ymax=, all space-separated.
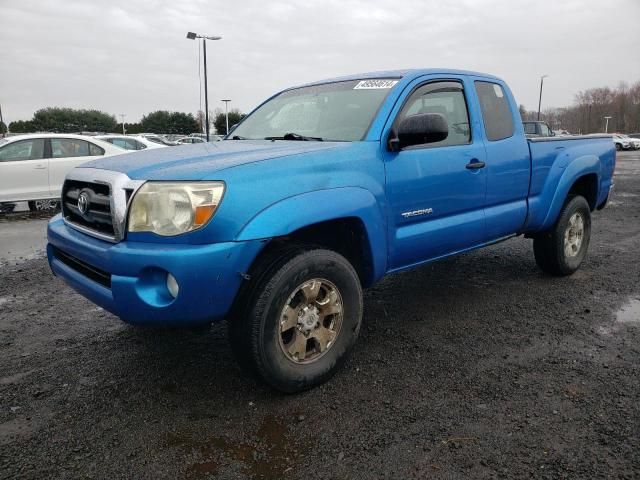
xmin=1 ymin=151 xmax=639 ymax=479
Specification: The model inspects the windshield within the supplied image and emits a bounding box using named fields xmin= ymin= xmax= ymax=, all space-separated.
xmin=230 ymin=79 xmax=399 ymax=141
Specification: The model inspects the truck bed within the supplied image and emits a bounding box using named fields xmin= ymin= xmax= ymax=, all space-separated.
xmin=525 ymin=135 xmax=616 ymax=232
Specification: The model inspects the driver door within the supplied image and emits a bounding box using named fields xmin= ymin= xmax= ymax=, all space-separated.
xmin=383 ymin=79 xmax=487 ymax=269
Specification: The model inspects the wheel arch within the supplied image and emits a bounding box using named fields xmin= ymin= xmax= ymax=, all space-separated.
xmin=235 ymin=187 xmax=387 ymax=286
xmin=539 ymin=156 xmax=600 ymax=231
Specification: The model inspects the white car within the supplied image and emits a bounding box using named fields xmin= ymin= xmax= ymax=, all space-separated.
xmin=613 ymin=134 xmax=640 ymax=150
xmin=96 ymin=135 xmax=167 ymax=151
xmin=175 ymin=136 xmax=205 ymax=145
xmin=0 ymin=134 xmax=125 ymax=211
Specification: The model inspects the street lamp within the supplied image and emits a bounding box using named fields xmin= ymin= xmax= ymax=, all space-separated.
xmin=604 ymin=116 xmax=612 ymax=133
xmin=118 ymin=113 xmax=126 ymax=135
xmin=221 ymin=99 xmax=231 ymax=135
xmin=537 ymin=75 xmax=548 ymax=121
xmin=186 ymin=31 xmax=222 ymax=142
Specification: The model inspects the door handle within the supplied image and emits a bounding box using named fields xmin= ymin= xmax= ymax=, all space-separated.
xmin=466 ymin=159 xmax=486 ymax=170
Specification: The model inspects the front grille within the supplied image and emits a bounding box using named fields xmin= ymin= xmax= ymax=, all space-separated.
xmin=62 ymin=180 xmax=115 ymax=238
xmin=52 ymin=246 xmax=112 ymax=288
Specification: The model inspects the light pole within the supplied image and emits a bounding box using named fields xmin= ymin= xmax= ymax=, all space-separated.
xmin=187 ymin=32 xmax=222 ymax=142
xmin=119 ymin=113 xmax=126 ymax=135
xmin=604 ymin=116 xmax=612 ymax=133
xmin=537 ymin=75 xmax=548 ymax=121
xmin=221 ymin=99 xmax=231 ymax=135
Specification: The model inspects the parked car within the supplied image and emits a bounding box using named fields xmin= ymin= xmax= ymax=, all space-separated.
xmin=97 ymin=135 xmax=167 ymax=151
xmin=612 ymin=134 xmax=640 ymax=150
xmin=140 ymin=134 xmax=177 ymax=146
xmin=523 ymin=121 xmax=555 ymax=137
xmin=0 ymin=134 xmax=125 ymax=211
xmin=175 ymin=136 xmax=205 ymax=145
xmin=629 ymin=133 xmax=640 ymax=139
xmin=553 ymin=129 xmax=572 ymax=136
xmin=188 ymin=133 xmax=223 ymax=142
xmin=48 ymin=69 xmax=615 ymax=392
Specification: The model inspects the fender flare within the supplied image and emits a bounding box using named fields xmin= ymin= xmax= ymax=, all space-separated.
xmin=235 ymin=187 xmax=387 ymax=284
xmin=540 ymin=154 xmax=600 ymax=231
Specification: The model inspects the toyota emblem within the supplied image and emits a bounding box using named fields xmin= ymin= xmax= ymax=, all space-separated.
xmin=77 ymin=193 xmax=89 ymax=215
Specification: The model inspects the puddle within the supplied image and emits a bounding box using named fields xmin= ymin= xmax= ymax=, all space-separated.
xmin=166 ymin=415 xmax=305 ymax=479
xmin=616 ymin=298 xmax=640 ymax=324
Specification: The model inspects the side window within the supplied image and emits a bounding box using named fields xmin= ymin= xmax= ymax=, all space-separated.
xmin=0 ymin=139 xmax=45 ymax=162
xmin=135 ymin=140 xmax=147 ymax=150
xmin=474 ymin=81 xmax=514 ymax=141
xmin=539 ymin=123 xmax=551 ymax=136
xmin=396 ymin=81 xmax=471 ymax=147
xmin=125 ymin=138 xmax=138 ymax=150
xmin=523 ymin=123 xmax=536 ymax=135
xmin=51 ymin=138 xmax=91 ymax=158
xmin=89 ymin=142 xmax=105 ymax=156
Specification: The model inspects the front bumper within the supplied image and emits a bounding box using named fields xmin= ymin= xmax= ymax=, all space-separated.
xmin=47 ymin=215 xmax=265 ymax=326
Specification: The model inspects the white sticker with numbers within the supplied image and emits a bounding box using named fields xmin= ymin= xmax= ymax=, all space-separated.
xmin=354 ymin=79 xmax=399 ymax=89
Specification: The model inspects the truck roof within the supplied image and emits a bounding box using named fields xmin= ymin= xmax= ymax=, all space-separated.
xmin=300 ymin=68 xmax=502 ymax=88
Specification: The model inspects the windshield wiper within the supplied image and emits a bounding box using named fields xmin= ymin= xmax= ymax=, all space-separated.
xmin=265 ymin=132 xmax=323 ymax=141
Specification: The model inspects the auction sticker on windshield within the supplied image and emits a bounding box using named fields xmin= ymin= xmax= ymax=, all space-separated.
xmin=354 ymin=79 xmax=399 ymax=89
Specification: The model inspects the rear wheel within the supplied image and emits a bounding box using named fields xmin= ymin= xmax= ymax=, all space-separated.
xmin=228 ymin=248 xmax=363 ymax=393
xmin=533 ymin=195 xmax=591 ymax=276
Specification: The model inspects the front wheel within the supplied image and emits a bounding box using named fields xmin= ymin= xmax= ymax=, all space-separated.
xmin=533 ymin=195 xmax=591 ymax=276
xmin=0 ymin=203 xmax=16 ymax=214
xmin=228 ymin=248 xmax=363 ymax=393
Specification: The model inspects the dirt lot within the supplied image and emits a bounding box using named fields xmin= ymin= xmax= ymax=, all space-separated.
xmin=1 ymin=151 xmax=639 ymax=479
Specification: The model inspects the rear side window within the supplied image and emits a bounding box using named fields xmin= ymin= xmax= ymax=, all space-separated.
xmin=51 ymin=138 xmax=91 ymax=158
xmin=539 ymin=123 xmax=551 ymax=136
xmin=523 ymin=123 xmax=536 ymax=135
xmin=475 ymin=81 xmax=514 ymax=141
xmin=107 ymin=138 xmax=135 ymax=150
xmin=89 ymin=143 xmax=105 ymax=156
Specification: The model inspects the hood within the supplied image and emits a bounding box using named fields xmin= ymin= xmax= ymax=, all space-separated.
xmin=80 ymin=140 xmax=349 ymax=180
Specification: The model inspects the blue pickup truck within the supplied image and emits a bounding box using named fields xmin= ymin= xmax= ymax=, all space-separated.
xmin=47 ymin=69 xmax=615 ymax=392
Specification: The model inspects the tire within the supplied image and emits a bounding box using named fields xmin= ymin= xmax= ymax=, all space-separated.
xmin=533 ymin=195 xmax=591 ymax=276
xmin=228 ymin=247 xmax=363 ymax=393
xmin=615 ymin=143 xmax=622 ymax=151
xmin=28 ymin=199 xmax=59 ymax=212
xmin=0 ymin=203 xmax=16 ymax=214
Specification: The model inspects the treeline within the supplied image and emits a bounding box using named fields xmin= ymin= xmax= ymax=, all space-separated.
xmin=521 ymin=80 xmax=640 ymax=134
xmin=9 ymin=108 xmax=203 ymax=135
xmin=9 ymin=108 xmax=117 ymax=133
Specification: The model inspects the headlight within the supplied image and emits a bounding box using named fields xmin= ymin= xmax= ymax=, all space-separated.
xmin=128 ymin=182 xmax=225 ymax=236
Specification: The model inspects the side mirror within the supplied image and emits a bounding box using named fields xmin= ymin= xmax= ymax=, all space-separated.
xmin=389 ymin=113 xmax=448 ymax=151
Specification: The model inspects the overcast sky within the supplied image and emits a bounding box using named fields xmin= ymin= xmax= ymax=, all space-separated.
xmin=1 ymin=0 xmax=639 ymax=124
